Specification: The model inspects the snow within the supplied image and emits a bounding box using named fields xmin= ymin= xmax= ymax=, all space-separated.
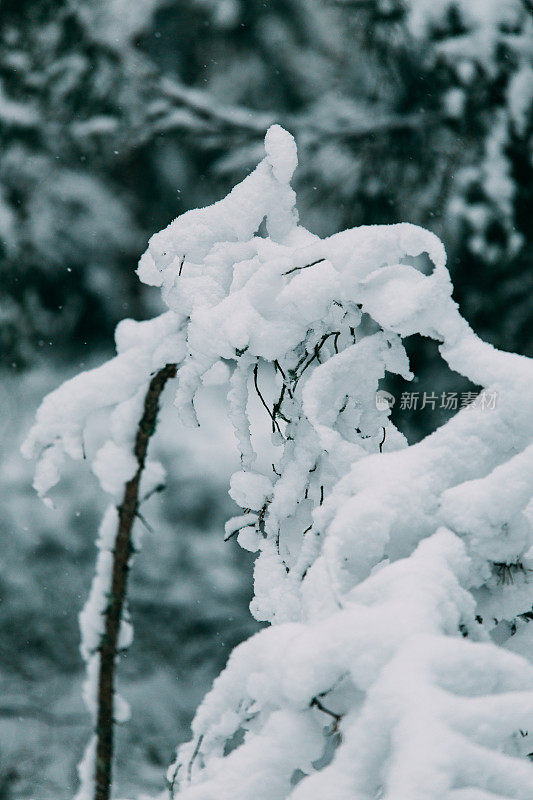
xmin=75 ymin=736 xmax=97 ymax=800
xmin=403 ymin=0 xmax=532 ymax=268
xmin=264 ymin=124 xmax=298 ymax=185
xmin=172 ymin=533 xmax=533 ymax=800
xmin=405 ymin=0 xmax=528 ymax=75
xmin=441 ymin=444 xmax=533 ymax=570
xmin=175 ymin=710 xmax=324 ymax=800
xmin=0 ymin=76 xmax=39 ymax=127
xmin=229 ymin=471 xmax=272 ymax=511
xmin=92 ymin=441 xmax=138 ymax=497
xmin=157 ymin=126 xmax=533 ymax=799
xmin=24 ymin=124 xmax=533 ymax=798
xmin=22 ymin=311 xmax=184 ymax=499
xmin=77 ymin=0 xmax=160 ymax=49
xmin=201 ymin=361 xmax=231 ymax=386
xmin=224 ymin=513 xmax=258 ymax=543
xmin=508 ymin=66 xmax=533 ymax=136
xmin=22 ymin=313 xmax=185 ymax=789
xmin=140 ymin=125 xmax=299 ymax=295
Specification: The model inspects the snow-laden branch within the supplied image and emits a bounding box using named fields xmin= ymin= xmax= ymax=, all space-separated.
xmin=139 ymin=126 xmax=530 ymax=799
xmin=23 ymin=317 xmax=184 ymax=800
xmin=24 ymin=123 xmax=533 ymax=799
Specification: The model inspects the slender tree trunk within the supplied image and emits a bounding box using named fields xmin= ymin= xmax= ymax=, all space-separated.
xmin=94 ymin=363 xmax=177 ymax=800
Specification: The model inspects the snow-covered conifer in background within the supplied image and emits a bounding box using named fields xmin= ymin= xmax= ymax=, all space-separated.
xmin=24 ymin=125 xmax=533 ymax=800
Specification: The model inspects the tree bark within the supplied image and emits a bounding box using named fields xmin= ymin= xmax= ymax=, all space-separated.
xmin=94 ymin=363 xmax=176 ymax=800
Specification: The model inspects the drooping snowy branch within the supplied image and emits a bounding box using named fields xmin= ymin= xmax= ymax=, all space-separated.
xmin=133 ymin=125 xmax=532 ymax=799
xmin=21 ymin=311 xmax=184 ymax=502
xmin=23 ymin=316 xmax=185 ymax=800
xmin=24 ymin=122 xmax=533 ymax=800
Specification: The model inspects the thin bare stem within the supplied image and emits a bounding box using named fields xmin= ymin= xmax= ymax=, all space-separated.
xmin=93 ymin=363 xmax=176 ymax=800
xmin=253 ymin=362 xmax=283 ymax=435
xmin=187 ymin=734 xmax=204 ymax=785
xmin=282 ymin=258 xmax=325 ymax=276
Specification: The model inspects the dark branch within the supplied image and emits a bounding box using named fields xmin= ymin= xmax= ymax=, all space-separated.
xmin=310 ymin=696 xmax=343 ymax=732
xmin=187 ymin=734 xmax=204 ymax=785
xmin=283 ymin=258 xmax=325 ymax=276
xmin=94 ymin=363 xmax=176 ymax=800
xmin=253 ymin=362 xmax=282 ymax=435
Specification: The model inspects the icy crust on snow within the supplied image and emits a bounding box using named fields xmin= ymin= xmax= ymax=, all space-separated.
xmin=141 ymin=127 xmax=533 ymax=799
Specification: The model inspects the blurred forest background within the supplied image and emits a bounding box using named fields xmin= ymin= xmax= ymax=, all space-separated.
xmin=0 ymin=1 xmax=531 ymax=797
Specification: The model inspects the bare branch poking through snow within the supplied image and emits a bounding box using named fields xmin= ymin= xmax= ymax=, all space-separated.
xmin=93 ymin=363 xmax=176 ymax=800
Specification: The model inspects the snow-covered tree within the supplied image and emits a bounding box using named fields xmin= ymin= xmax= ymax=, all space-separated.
xmin=24 ymin=126 xmax=533 ymax=799
xmin=4 ymin=0 xmax=531 ymax=366
xmin=0 ymin=0 xmax=151 ymax=364
xmin=149 ymin=0 xmax=533 ymax=355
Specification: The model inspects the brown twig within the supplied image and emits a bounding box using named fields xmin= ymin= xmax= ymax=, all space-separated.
xmin=93 ymin=363 xmax=176 ymax=800
xmin=135 ymin=510 xmax=155 ymax=535
xmin=141 ymin=482 xmax=166 ymax=503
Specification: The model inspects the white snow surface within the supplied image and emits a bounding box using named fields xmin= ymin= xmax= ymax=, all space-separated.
xmin=24 ymin=125 xmax=533 ymax=798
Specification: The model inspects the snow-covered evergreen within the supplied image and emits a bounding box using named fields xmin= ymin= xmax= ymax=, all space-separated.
xmin=24 ymin=125 xmax=533 ymax=799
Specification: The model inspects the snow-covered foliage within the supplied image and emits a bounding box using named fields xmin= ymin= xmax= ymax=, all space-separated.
xmin=406 ymin=0 xmax=533 ymax=265
xmin=24 ymin=126 xmax=533 ymax=798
